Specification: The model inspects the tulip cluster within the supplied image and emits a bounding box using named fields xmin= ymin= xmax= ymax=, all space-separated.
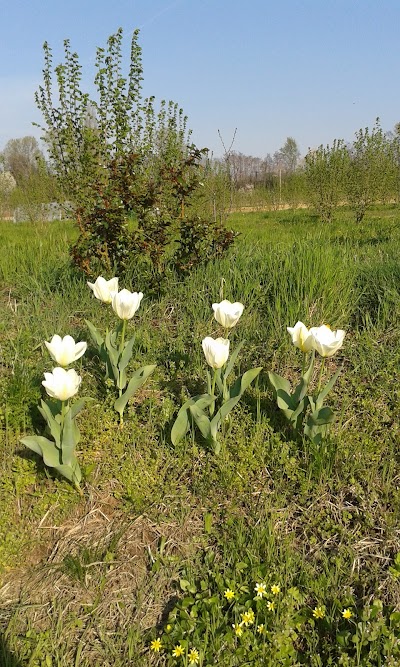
xmin=172 ymin=299 xmax=261 ymax=454
xmin=269 ymin=319 xmax=346 ymax=447
xmin=21 ymin=334 xmax=89 ymax=489
xmin=86 ymin=276 xmax=155 ymax=424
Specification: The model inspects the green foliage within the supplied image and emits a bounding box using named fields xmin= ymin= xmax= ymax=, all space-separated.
xmin=35 ymin=29 xmax=236 ymax=281
xmin=305 ymin=140 xmax=349 ymax=222
xmin=344 ymin=118 xmax=397 ymax=222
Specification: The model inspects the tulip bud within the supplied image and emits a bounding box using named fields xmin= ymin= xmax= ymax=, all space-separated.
xmin=111 ymin=289 xmax=143 ymax=320
xmin=202 ymin=336 xmax=230 ymax=369
xmin=87 ymin=276 xmax=119 ymax=304
xmin=309 ymin=324 xmax=346 ymax=357
xmin=287 ymin=321 xmax=314 ymax=353
xmin=45 ymin=335 xmax=87 ymax=367
xmin=212 ymin=300 xmax=244 ymax=328
xmin=42 ymin=367 xmax=82 ymax=401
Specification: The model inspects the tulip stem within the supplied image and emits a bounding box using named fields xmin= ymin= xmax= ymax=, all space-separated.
xmin=317 ymin=358 xmax=325 ymax=394
xmin=210 ymin=370 xmax=217 ymax=416
xmin=301 ymin=353 xmax=306 ymax=376
xmin=60 ymin=400 xmax=67 ymax=464
xmin=118 ymin=320 xmax=127 ymax=398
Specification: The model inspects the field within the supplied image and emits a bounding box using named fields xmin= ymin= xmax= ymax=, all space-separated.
xmin=1 ymin=206 xmax=400 ymax=666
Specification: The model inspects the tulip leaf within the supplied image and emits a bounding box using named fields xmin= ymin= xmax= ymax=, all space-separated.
xmin=223 ymin=340 xmax=244 ymax=380
xmin=61 ymin=410 xmax=80 ymax=463
xmin=307 ymin=406 xmax=334 ymax=426
xmin=230 ymin=367 xmax=262 ymax=399
xmin=114 ymin=364 xmax=156 ymax=416
xmin=21 ymin=435 xmax=59 ymax=460
xmin=119 ymin=336 xmax=136 ymax=373
xmin=171 ymin=394 xmax=214 ymax=445
xmin=85 ymin=319 xmax=104 ymax=349
xmin=293 ymin=354 xmax=315 ymax=403
xmin=189 ymin=404 xmax=212 ymax=441
xmin=38 ymin=400 xmax=61 ymax=446
xmin=214 ymin=368 xmax=223 ymax=394
xmin=268 ymin=371 xmax=291 ymax=396
xmin=315 ymin=367 xmax=341 ymax=410
xmin=68 ymin=397 xmax=93 ymax=421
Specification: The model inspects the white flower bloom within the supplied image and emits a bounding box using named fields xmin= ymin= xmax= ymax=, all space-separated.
xmin=309 ymin=324 xmax=346 ymax=358
xmin=45 ymin=335 xmax=87 ymax=367
xmin=287 ymin=321 xmax=314 ymax=353
xmin=202 ymin=336 xmax=230 ymax=369
xmin=87 ymin=276 xmax=119 ymax=304
xmin=42 ymin=367 xmax=82 ymax=401
xmin=212 ymin=300 xmax=244 ymax=328
xmin=111 ymin=289 xmax=143 ymax=320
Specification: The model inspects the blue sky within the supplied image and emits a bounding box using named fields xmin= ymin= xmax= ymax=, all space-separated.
xmin=1 ymin=0 xmax=399 ymax=157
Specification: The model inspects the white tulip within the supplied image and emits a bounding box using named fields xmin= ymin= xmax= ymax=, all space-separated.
xmin=87 ymin=276 xmax=119 ymax=304
xmin=309 ymin=324 xmax=346 ymax=358
xmin=212 ymin=300 xmax=244 ymax=329
xmin=202 ymin=336 xmax=230 ymax=369
xmin=45 ymin=335 xmax=87 ymax=367
xmin=287 ymin=321 xmax=314 ymax=353
xmin=42 ymin=367 xmax=82 ymax=401
xmin=111 ymin=289 xmax=143 ymax=320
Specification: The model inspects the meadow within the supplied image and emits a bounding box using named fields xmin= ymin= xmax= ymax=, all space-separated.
xmin=1 ymin=206 xmax=400 ymax=666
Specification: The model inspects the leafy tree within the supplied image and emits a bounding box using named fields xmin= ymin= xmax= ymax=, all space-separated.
xmin=345 ymin=119 xmax=397 ymax=222
xmin=35 ymin=28 xmax=236 ymax=280
xmin=1 ymin=136 xmax=43 ymax=184
xmin=304 ymin=140 xmax=349 ymax=222
xmin=274 ymin=137 xmax=301 ymax=174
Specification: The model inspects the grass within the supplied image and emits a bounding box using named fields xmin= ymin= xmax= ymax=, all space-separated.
xmin=1 ymin=207 xmax=400 ymax=665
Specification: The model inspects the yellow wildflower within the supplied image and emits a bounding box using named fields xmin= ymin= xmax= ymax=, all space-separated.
xmin=312 ymin=606 xmax=326 ymax=619
xmin=224 ymin=588 xmax=235 ymax=601
xmin=172 ymin=644 xmax=185 ymax=657
xmin=166 ymin=624 xmax=172 ymax=632
xmin=150 ymin=638 xmax=162 ymax=652
xmin=254 ymin=582 xmax=267 ymax=598
xmin=257 ymin=624 xmax=265 ymax=634
xmin=241 ymin=609 xmax=255 ymax=626
xmin=267 ymin=601 xmax=275 ymax=612
xmin=342 ymin=608 xmax=353 ymax=619
xmin=188 ymin=647 xmax=200 ymax=664
xmin=232 ymin=623 xmax=243 ymax=637
xmin=271 ymin=584 xmax=281 ymax=595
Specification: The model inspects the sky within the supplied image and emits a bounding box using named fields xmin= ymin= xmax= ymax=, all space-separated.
xmin=1 ymin=0 xmax=399 ymax=158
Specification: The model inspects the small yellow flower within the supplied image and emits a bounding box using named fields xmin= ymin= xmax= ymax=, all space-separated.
xmin=271 ymin=584 xmax=281 ymax=595
xmin=241 ymin=609 xmax=255 ymax=626
xmin=254 ymin=582 xmax=267 ymax=598
xmin=188 ymin=647 xmax=200 ymax=664
xmin=257 ymin=624 xmax=265 ymax=634
xmin=150 ymin=638 xmax=162 ymax=652
xmin=224 ymin=588 xmax=235 ymax=601
xmin=342 ymin=608 xmax=353 ymax=619
xmin=232 ymin=623 xmax=243 ymax=637
xmin=166 ymin=624 xmax=172 ymax=632
xmin=172 ymin=644 xmax=185 ymax=657
xmin=267 ymin=601 xmax=275 ymax=612
xmin=313 ymin=606 xmax=326 ymax=619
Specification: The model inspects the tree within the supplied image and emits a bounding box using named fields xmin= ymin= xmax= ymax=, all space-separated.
xmin=35 ymin=29 xmax=236 ymax=280
xmin=304 ymin=140 xmax=349 ymax=222
xmin=345 ymin=119 xmax=397 ymax=222
xmin=1 ymin=136 xmax=43 ymax=184
xmin=274 ymin=137 xmax=301 ymax=174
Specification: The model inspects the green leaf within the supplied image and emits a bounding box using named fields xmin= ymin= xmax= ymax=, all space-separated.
xmin=61 ymin=409 xmax=79 ymax=464
xmin=293 ymin=353 xmax=315 ymax=402
xmin=85 ymin=319 xmax=104 ymax=348
xmin=21 ymin=434 xmax=81 ymax=484
xmin=308 ymin=406 xmax=335 ymax=426
xmin=171 ymin=394 xmax=214 ymax=445
xmin=223 ymin=340 xmax=244 ymax=380
xmin=268 ymin=371 xmax=291 ymax=395
xmin=315 ymin=367 xmax=341 ymax=410
xmin=114 ymin=364 xmax=156 ymax=417
xmin=210 ymin=367 xmax=262 ymax=439
xmin=68 ymin=397 xmax=93 ymax=421
xmin=118 ymin=336 xmax=136 ymax=373
xmin=189 ymin=403 xmax=212 ymax=441
xmin=38 ymin=400 xmax=61 ymax=446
